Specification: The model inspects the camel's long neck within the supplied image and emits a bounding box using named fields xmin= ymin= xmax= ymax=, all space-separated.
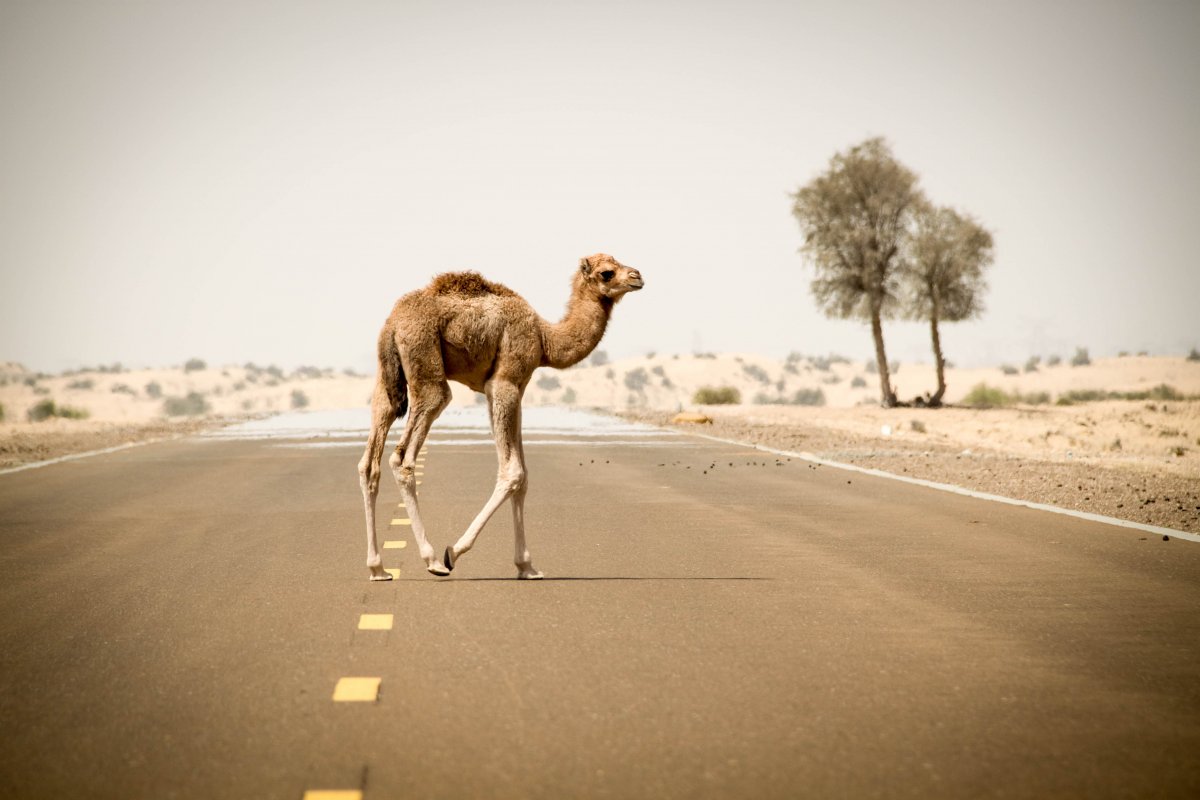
xmin=539 ymin=281 xmax=613 ymax=369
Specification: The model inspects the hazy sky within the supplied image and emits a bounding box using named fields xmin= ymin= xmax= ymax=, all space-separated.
xmin=2 ymin=0 xmax=1198 ymax=373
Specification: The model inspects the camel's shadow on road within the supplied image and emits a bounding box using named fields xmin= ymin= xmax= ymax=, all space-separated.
xmin=396 ymin=576 xmax=768 ymax=582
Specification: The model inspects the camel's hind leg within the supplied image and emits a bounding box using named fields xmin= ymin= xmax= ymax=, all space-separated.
xmin=390 ymin=374 xmax=452 ymax=576
xmin=358 ymin=383 xmax=397 ymax=581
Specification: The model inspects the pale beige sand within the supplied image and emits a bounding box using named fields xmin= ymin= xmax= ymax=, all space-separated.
xmin=2 ymin=356 xmax=1197 ymax=530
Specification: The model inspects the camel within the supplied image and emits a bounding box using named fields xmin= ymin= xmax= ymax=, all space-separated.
xmin=357 ymin=253 xmax=644 ymax=581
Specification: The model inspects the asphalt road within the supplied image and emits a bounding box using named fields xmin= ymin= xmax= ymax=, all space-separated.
xmin=1 ymin=407 xmax=1198 ymax=799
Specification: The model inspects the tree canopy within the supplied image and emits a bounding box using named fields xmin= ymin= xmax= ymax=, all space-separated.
xmin=903 ymin=205 xmax=993 ymax=324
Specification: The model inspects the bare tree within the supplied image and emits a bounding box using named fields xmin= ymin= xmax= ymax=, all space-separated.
xmin=903 ymin=205 xmax=993 ymax=406
xmin=791 ymin=138 xmax=924 ymax=407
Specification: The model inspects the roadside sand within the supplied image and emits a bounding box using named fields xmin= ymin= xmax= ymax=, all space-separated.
xmin=618 ymin=404 xmax=1200 ymax=534
xmin=2 ymin=356 xmax=1197 ymax=533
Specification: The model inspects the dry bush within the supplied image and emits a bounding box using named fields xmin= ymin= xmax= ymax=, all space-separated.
xmin=693 ymin=386 xmax=741 ymax=405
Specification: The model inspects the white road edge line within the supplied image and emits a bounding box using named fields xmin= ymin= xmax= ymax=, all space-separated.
xmin=0 ymin=437 xmax=175 ymax=476
xmin=674 ymin=428 xmax=1200 ymax=544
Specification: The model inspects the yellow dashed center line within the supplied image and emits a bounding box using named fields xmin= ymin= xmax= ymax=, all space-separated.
xmin=384 ymin=568 xmax=400 ymax=580
xmin=332 ymin=677 xmax=380 ymax=702
xmin=383 ymin=540 xmax=406 ymax=549
xmin=390 ymin=518 xmax=412 ymax=526
xmin=303 ymin=791 xmax=362 ymax=800
xmin=358 ymin=613 xmax=394 ymax=630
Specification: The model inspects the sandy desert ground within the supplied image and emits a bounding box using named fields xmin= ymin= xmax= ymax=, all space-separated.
xmin=2 ymin=354 xmax=1197 ymax=532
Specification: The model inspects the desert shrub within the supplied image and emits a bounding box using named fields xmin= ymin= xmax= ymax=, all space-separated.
xmin=343 ymin=367 xmax=364 ymax=377
xmin=742 ymin=363 xmax=770 ymax=383
xmin=290 ymin=389 xmax=309 ymax=409
xmin=0 ymin=402 xmax=5 ymax=421
xmin=67 ymin=379 xmax=94 ymax=390
xmin=1070 ymin=347 xmax=1091 ymax=367
xmin=624 ymin=368 xmax=649 ymax=392
xmin=962 ymin=384 xmax=1015 ymax=407
xmin=753 ymin=392 xmax=779 ymax=404
xmin=590 ymin=351 xmax=609 ymax=367
xmin=693 ymin=386 xmax=740 ymax=405
xmin=560 ymin=387 xmax=577 ymax=405
xmin=661 ymin=377 xmax=674 ymax=389
xmin=293 ymin=365 xmax=324 ymax=379
xmin=163 ymin=392 xmax=210 ymax=416
xmin=822 ymin=374 xmax=842 ymax=385
xmin=184 ymin=358 xmax=207 ymax=373
xmin=536 ymin=374 xmax=561 ymax=391
xmin=783 ymin=362 xmax=799 ymax=375
xmin=850 ymin=375 xmax=867 ymax=388
xmin=910 ymin=419 xmax=927 ymax=433
xmin=265 ymin=365 xmax=285 ymax=380
xmin=605 ymin=368 xmax=614 ymax=380
xmin=1118 ymin=351 xmax=1129 ymax=358
xmin=810 ymin=356 xmax=832 ymax=372
xmin=645 ymin=351 xmax=656 ymax=359
xmin=1057 ymin=385 xmax=1185 ymax=405
xmin=694 ymin=352 xmax=716 ymax=359
xmin=23 ymin=376 xmax=38 ymax=387
xmin=999 ymin=364 xmax=1018 ymax=376
xmin=1046 ymin=354 xmax=1062 ymax=367
xmin=144 ymin=381 xmax=162 ymax=398
xmin=1149 ymin=383 xmax=1183 ymax=401
xmin=233 ymin=381 xmax=246 ymax=391
xmin=865 ymin=359 xmax=877 ymax=373
xmin=1024 ymin=356 xmax=1040 ymax=373
xmin=265 ymin=379 xmax=280 ymax=387
xmin=828 ymin=354 xmax=850 ymax=364
xmin=111 ymin=383 xmax=136 ymax=395
xmin=1138 ymin=350 xmax=1148 ymax=356
xmin=790 ymin=387 xmax=826 ymax=406
xmin=650 ymin=365 xmax=665 ymax=377
xmin=1188 ymin=347 xmax=1200 ymax=362
xmin=27 ymin=399 xmax=89 ymax=421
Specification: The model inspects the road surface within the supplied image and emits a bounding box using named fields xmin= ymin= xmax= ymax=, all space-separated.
xmin=1 ymin=407 xmax=1198 ymax=798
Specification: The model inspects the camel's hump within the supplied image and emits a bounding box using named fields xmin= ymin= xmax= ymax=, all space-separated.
xmin=428 ymin=271 xmax=517 ymax=297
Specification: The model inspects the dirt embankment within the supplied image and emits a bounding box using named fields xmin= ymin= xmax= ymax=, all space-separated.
xmin=618 ymin=404 xmax=1200 ymax=535
xmin=0 ymin=418 xmax=218 ymax=470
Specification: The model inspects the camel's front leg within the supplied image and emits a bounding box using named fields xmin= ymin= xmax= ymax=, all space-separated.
xmin=444 ymin=381 xmax=527 ymax=573
xmin=512 ymin=482 xmax=542 ymax=580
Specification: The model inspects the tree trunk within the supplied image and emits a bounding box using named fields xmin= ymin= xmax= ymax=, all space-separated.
xmin=870 ymin=308 xmax=896 ymax=408
xmin=929 ymin=309 xmax=946 ymax=407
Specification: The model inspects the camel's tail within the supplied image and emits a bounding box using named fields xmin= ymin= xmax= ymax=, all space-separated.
xmin=378 ymin=330 xmax=408 ymax=419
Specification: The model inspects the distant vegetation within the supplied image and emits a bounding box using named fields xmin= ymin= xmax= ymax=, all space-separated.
xmin=792 ymin=137 xmax=992 ymax=407
xmin=1024 ymin=356 xmax=1040 ymax=373
xmin=999 ymin=364 xmax=1018 ymax=375
xmin=184 ymin=358 xmax=207 ymax=373
xmin=1046 ymin=354 xmax=1062 ymax=367
xmin=693 ymin=386 xmax=741 ymax=405
xmin=560 ymin=387 xmax=577 ymax=405
xmin=0 ymin=402 xmax=5 ymax=422
xmin=623 ymin=368 xmax=649 ymax=392
xmin=961 ymin=384 xmax=1049 ymax=408
xmin=27 ymin=399 xmax=89 ymax=421
xmin=536 ymin=374 xmax=561 ymax=391
xmin=1055 ymin=384 xmax=1190 ymax=405
xmin=850 ymin=375 xmax=867 ymax=388
xmin=67 ymin=378 xmax=95 ymax=390
xmin=742 ymin=363 xmax=770 ymax=383
xmin=290 ymin=389 xmax=309 ymax=409
xmin=144 ymin=381 xmax=162 ymax=398
xmin=163 ymin=392 xmax=210 ymax=416
xmin=1070 ymin=347 xmax=1091 ymax=367
xmin=1188 ymin=347 xmax=1200 ymax=362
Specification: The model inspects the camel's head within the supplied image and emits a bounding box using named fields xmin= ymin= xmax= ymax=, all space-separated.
xmin=579 ymin=253 xmax=644 ymax=299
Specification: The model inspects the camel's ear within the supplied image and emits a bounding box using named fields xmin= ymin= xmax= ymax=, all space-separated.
xmin=579 ymin=257 xmax=592 ymax=276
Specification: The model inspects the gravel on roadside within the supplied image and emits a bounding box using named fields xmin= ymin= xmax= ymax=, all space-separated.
xmin=617 ymin=410 xmax=1200 ymax=535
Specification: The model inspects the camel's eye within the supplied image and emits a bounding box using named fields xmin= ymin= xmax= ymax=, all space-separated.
xmin=599 ymin=270 xmax=615 ymax=282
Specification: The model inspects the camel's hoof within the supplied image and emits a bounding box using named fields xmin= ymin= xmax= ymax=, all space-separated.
xmin=442 ymin=545 xmax=456 ymax=573
xmin=368 ymin=565 xmax=393 ymax=582
xmin=428 ymin=549 xmax=451 ymax=577
xmin=517 ymin=566 xmax=544 ymax=580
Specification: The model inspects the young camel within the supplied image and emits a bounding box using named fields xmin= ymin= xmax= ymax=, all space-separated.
xmin=357 ymin=253 xmax=644 ymax=581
